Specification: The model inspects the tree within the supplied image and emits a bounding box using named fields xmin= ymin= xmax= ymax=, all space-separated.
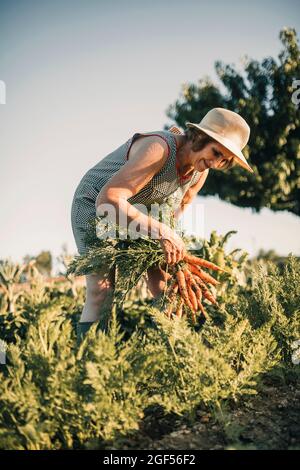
xmin=22 ymin=252 xmax=52 ymax=277
xmin=165 ymin=28 xmax=300 ymax=216
xmin=35 ymin=251 xmax=52 ymax=277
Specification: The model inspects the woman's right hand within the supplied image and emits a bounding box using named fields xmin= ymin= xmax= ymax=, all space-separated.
xmin=159 ymin=228 xmax=186 ymax=265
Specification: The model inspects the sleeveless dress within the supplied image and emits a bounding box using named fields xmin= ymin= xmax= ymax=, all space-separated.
xmin=71 ymin=130 xmax=202 ymax=255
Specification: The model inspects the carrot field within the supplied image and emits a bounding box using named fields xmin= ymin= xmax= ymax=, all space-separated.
xmin=0 ymin=231 xmax=299 ymax=450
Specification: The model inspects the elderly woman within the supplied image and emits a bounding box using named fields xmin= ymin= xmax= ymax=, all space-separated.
xmin=71 ymin=107 xmax=253 ymax=341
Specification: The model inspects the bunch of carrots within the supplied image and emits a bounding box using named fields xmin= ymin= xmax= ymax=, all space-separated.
xmin=163 ymin=252 xmax=227 ymax=323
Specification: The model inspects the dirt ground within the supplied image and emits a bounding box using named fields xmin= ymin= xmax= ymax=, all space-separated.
xmin=106 ymin=373 xmax=300 ymax=450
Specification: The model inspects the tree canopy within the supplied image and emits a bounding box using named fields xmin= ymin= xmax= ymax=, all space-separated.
xmin=165 ymin=28 xmax=300 ymax=216
xmin=23 ymin=251 xmax=52 ymax=277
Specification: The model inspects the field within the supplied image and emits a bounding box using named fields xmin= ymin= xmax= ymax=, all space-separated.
xmin=0 ymin=232 xmax=299 ymax=450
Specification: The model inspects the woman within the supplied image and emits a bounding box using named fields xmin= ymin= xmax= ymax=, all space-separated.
xmin=71 ymin=107 xmax=253 ymax=341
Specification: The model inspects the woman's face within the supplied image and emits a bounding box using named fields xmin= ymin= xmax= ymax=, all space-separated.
xmin=191 ymin=141 xmax=234 ymax=172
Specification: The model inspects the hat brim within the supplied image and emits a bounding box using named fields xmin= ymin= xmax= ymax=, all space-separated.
xmin=186 ymin=122 xmax=254 ymax=173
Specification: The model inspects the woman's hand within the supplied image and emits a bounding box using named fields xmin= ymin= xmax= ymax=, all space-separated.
xmin=159 ymin=228 xmax=186 ymax=265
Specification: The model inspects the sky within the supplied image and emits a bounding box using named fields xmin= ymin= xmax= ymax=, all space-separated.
xmin=0 ymin=0 xmax=299 ymax=271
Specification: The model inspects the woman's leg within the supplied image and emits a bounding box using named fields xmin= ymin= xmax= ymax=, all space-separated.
xmin=78 ymin=267 xmax=115 ymax=335
xmin=146 ymin=265 xmax=172 ymax=299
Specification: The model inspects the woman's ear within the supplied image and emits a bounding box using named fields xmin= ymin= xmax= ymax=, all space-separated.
xmin=222 ymin=158 xmax=236 ymax=171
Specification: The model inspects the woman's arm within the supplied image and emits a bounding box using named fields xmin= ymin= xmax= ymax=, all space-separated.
xmin=95 ymin=135 xmax=186 ymax=263
xmin=174 ymin=169 xmax=209 ymax=220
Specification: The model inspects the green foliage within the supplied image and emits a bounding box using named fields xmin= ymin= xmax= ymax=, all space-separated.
xmin=232 ymin=255 xmax=300 ymax=364
xmin=0 ymin=236 xmax=299 ymax=449
xmin=67 ymin=217 xmax=168 ymax=305
xmin=166 ymin=28 xmax=300 ymax=215
xmin=35 ymin=251 xmax=53 ymax=277
xmin=22 ymin=251 xmax=53 ymax=277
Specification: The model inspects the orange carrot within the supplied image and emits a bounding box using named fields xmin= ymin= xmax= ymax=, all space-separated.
xmin=165 ymin=278 xmax=176 ymax=293
xmin=191 ymin=274 xmax=218 ymax=306
xmin=165 ymin=280 xmax=178 ymax=300
xmin=175 ymin=298 xmax=183 ymax=318
xmin=203 ymin=289 xmax=218 ymax=306
xmin=184 ymin=253 xmax=225 ymax=272
xmin=193 ymin=281 xmax=203 ymax=309
xmin=176 ymin=270 xmax=194 ymax=311
xmin=188 ymin=264 xmax=220 ymax=286
xmin=171 ymin=283 xmax=179 ymax=296
xmin=183 ymin=268 xmax=211 ymax=310
xmin=191 ymin=310 xmax=197 ymax=324
xmin=187 ymin=284 xmax=198 ymax=311
xmin=198 ymin=302 xmax=209 ymax=320
xmin=182 ymin=268 xmax=195 ymax=286
xmin=192 ymin=273 xmax=208 ymax=290
xmin=183 ymin=269 xmax=198 ymax=311
xmin=192 ymin=274 xmax=217 ymax=303
xmin=164 ymin=303 xmax=173 ymax=319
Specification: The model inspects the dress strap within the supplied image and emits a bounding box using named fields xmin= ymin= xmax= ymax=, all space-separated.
xmin=125 ymin=130 xmax=177 ymax=161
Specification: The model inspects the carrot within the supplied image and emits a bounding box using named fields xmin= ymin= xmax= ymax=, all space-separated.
xmin=182 ymin=268 xmax=195 ymax=286
xmin=183 ymin=268 xmax=209 ymax=310
xmin=176 ymin=270 xmax=195 ymax=312
xmin=191 ymin=273 xmax=208 ymax=290
xmin=175 ymin=298 xmax=183 ymax=318
xmin=198 ymin=302 xmax=209 ymax=320
xmin=191 ymin=310 xmax=197 ymax=325
xmin=165 ymin=280 xmax=178 ymax=301
xmin=193 ymin=281 xmax=203 ymax=309
xmin=183 ymin=269 xmax=199 ymax=290
xmin=171 ymin=283 xmax=179 ymax=296
xmin=182 ymin=269 xmax=198 ymax=311
xmin=187 ymin=284 xmax=198 ymax=311
xmin=203 ymin=289 xmax=218 ymax=306
xmin=184 ymin=253 xmax=226 ymax=272
xmin=188 ymin=264 xmax=220 ymax=286
xmin=164 ymin=303 xmax=173 ymax=319
xmin=165 ymin=278 xmax=176 ymax=293
xmin=191 ymin=274 xmax=219 ymax=306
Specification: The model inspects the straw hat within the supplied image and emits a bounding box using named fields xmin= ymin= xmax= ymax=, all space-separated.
xmin=186 ymin=107 xmax=253 ymax=173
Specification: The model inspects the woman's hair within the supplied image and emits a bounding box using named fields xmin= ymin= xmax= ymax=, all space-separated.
xmin=185 ymin=127 xmax=214 ymax=152
xmin=184 ymin=126 xmax=236 ymax=171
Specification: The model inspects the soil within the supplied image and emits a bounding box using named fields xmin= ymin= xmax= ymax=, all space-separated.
xmin=105 ymin=373 xmax=300 ymax=450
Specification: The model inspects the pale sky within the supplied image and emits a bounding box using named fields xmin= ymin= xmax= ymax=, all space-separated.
xmin=0 ymin=0 xmax=299 ymax=271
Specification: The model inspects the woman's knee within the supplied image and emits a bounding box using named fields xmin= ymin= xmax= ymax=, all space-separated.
xmin=147 ymin=266 xmax=171 ymax=298
xmin=85 ymin=272 xmax=114 ymax=305
xmin=87 ymin=286 xmax=112 ymax=307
